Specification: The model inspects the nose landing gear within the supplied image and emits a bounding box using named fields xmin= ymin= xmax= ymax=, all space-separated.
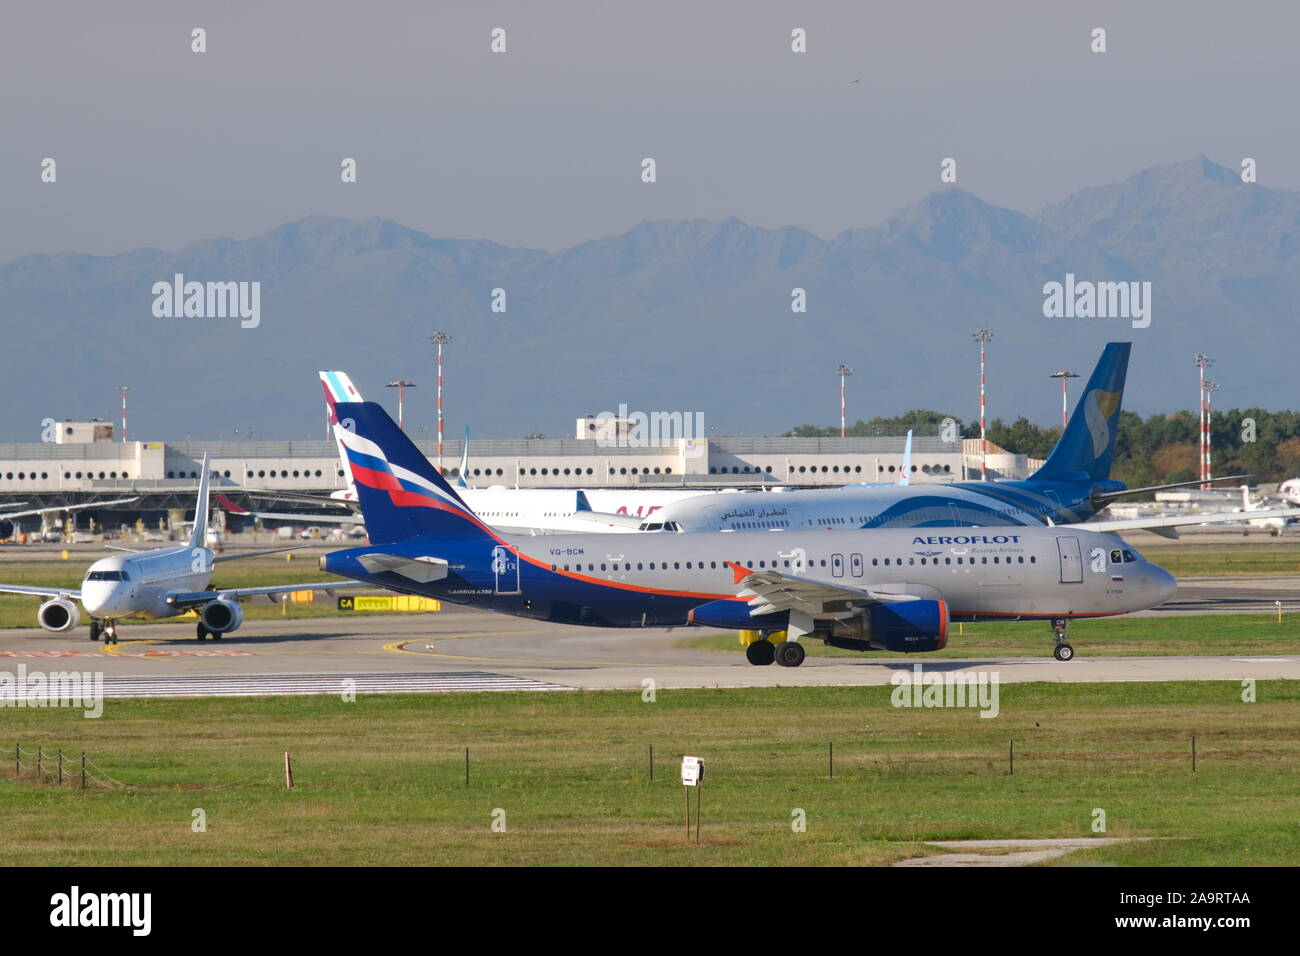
xmin=1051 ymin=618 xmax=1074 ymax=661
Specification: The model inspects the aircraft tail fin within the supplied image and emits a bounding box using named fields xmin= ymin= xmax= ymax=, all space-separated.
xmin=1031 ymin=342 xmax=1131 ymax=483
xmin=332 ymin=400 xmax=492 ymax=546
xmin=188 ymin=453 xmax=212 ymax=549
xmin=320 ymin=371 xmax=364 ymax=497
xmin=456 ymin=426 xmax=470 ymax=488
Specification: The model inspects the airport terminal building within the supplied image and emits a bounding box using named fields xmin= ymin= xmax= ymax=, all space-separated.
xmin=0 ymin=418 xmax=1038 ymax=533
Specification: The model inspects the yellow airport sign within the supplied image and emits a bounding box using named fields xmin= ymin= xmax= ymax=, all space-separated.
xmin=337 ymin=595 xmax=441 ymax=613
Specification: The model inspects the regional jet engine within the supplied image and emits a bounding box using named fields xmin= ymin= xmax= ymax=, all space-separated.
xmin=199 ymin=598 xmax=244 ymax=634
xmin=38 ymin=598 xmax=81 ymax=633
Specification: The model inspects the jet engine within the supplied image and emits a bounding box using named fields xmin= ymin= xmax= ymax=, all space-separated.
xmin=0 ymin=519 xmax=15 ymax=540
xmin=199 ymin=598 xmax=244 ymax=634
xmin=38 ymin=598 xmax=81 ymax=633
xmin=823 ymin=600 xmax=949 ymax=653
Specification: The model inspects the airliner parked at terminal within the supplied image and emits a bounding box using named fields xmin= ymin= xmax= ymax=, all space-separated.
xmin=0 ymin=455 xmax=343 ymax=642
xmin=641 ymin=343 xmax=1249 ymax=537
xmin=317 ymin=400 xmax=1189 ymax=665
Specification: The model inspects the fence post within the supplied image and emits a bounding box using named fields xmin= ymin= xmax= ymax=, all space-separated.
xmin=14 ymin=743 xmax=18 ymax=776
xmin=58 ymin=749 xmax=63 ymax=786
xmin=37 ymin=748 xmax=42 ymax=780
xmin=80 ymin=752 xmax=86 ymax=790
xmin=284 ymin=751 xmax=293 ymax=790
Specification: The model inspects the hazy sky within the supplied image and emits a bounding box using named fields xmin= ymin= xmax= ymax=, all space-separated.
xmin=3 ymin=0 xmax=1298 ymax=261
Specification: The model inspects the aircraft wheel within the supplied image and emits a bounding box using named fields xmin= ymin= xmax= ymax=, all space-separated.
xmin=775 ymin=641 xmax=806 ymax=668
xmin=1053 ymin=643 xmax=1074 ymax=662
xmin=745 ymin=640 xmax=775 ymax=666
xmin=211 ymin=632 xmax=222 ymax=641
xmin=196 ymin=623 xmax=208 ymax=641
xmin=88 ymin=622 xmax=100 ymax=642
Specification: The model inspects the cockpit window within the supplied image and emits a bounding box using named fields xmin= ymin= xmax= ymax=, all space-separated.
xmin=1110 ymin=549 xmax=1123 ymax=565
xmin=86 ymin=570 xmax=123 ymax=581
xmin=1122 ymin=550 xmax=1137 ymax=563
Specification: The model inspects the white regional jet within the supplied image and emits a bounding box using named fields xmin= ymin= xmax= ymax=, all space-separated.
xmin=0 ymin=455 xmax=344 ymax=643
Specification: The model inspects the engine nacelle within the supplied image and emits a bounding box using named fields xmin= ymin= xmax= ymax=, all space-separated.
xmin=38 ymin=598 xmax=81 ymax=633
xmin=200 ymin=598 xmax=244 ymax=634
xmin=0 ymin=519 xmax=15 ymax=540
xmin=823 ymin=600 xmax=949 ymax=653
xmin=687 ymin=599 xmax=787 ymax=631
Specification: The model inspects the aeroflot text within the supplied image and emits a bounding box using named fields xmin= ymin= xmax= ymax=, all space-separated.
xmin=912 ymin=535 xmax=1021 ymax=545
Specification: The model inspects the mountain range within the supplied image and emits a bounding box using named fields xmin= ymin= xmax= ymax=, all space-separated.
xmin=1 ymin=156 xmax=1295 ymax=441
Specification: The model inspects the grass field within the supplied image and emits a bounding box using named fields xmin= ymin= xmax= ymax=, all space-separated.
xmin=680 ymin=612 xmax=1300 ymax=659
xmin=1 ymin=681 xmax=1297 ymax=866
xmin=1136 ymin=541 xmax=1300 ymax=577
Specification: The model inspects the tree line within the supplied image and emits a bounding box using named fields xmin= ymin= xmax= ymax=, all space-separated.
xmin=784 ymin=408 xmax=1300 ymax=486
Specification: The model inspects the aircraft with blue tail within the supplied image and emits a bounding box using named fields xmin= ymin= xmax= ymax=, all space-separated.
xmin=640 ymin=342 xmax=1250 ymax=536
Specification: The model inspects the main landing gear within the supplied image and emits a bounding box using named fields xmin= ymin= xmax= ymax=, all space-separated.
xmin=1051 ymin=618 xmax=1074 ymax=661
xmin=90 ymin=620 xmax=119 ymax=645
xmin=195 ymin=622 xmax=221 ymax=641
xmin=743 ymin=630 xmax=806 ymax=667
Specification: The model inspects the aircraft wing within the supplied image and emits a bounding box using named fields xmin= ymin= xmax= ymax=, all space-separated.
xmin=163 ymin=582 xmax=346 ymax=611
xmin=243 ymin=490 xmax=359 ymax=512
xmin=0 ymin=497 xmax=141 ymax=521
xmin=1067 ymin=507 xmax=1300 ymax=535
xmin=725 ymin=562 xmax=919 ymax=617
xmin=215 ymin=494 xmax=361 ymax=526
xmin=0 ymin=584 xmax=81 ymax=600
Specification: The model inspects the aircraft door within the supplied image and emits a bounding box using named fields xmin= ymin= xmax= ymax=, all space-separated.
xmin=850 ymin=553 xmax=863 ymax=577
xmin=831 ymin=553 xmax=845 ymax=578
xmin=1056 ymin=536 xmax=1083 ymax=584
xmin=491 ymin=545 xmax=521 ymax=595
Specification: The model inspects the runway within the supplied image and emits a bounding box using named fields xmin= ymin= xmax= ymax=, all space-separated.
xmin=1 ymin=575 xmax=1298 ymax=696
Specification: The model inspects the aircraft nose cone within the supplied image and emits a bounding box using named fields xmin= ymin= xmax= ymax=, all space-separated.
xmin=1151 ymin=566 xmax=1178 ymax=605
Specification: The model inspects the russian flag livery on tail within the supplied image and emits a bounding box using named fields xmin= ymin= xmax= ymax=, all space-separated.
xmin=332 ymin=401 xmax=485 ymax=545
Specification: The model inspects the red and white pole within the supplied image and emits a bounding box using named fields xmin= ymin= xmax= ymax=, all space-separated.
xmin=973 ymin=330 xmax=992 ymax=481
xmin=836 ymin=365 xmax=853 ymax=438
xmin=119 ymin=386 xmax=128 ymax=443
xmin=432 ymin=332 xmax=450 ymax=472
xmin=1195 ymin=355 xmax=1212 ymax=490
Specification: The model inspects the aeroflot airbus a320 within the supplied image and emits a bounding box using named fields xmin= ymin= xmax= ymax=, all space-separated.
xmin=318 ymin=399 xmax=1184 ymax=665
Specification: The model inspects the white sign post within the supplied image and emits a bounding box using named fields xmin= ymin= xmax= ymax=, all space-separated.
xmin=681 ymin=756 xmax=704 ymax=842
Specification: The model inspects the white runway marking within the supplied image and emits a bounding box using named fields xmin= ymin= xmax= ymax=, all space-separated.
xmin=86 ymin=671 xmax=567 ymax=699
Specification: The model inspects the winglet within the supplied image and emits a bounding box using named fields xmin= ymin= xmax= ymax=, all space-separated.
xmin=576 ymin=490 xmax=592 ymax=513
xmin=898 ymin=429 xmax=913 ymax=486
xmin=214 ymin=493 xmax=249 ymax=515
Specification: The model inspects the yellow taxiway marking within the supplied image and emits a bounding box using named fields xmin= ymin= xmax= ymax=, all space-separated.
xmin=383 ymin=638 xmax=682 ymax=669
